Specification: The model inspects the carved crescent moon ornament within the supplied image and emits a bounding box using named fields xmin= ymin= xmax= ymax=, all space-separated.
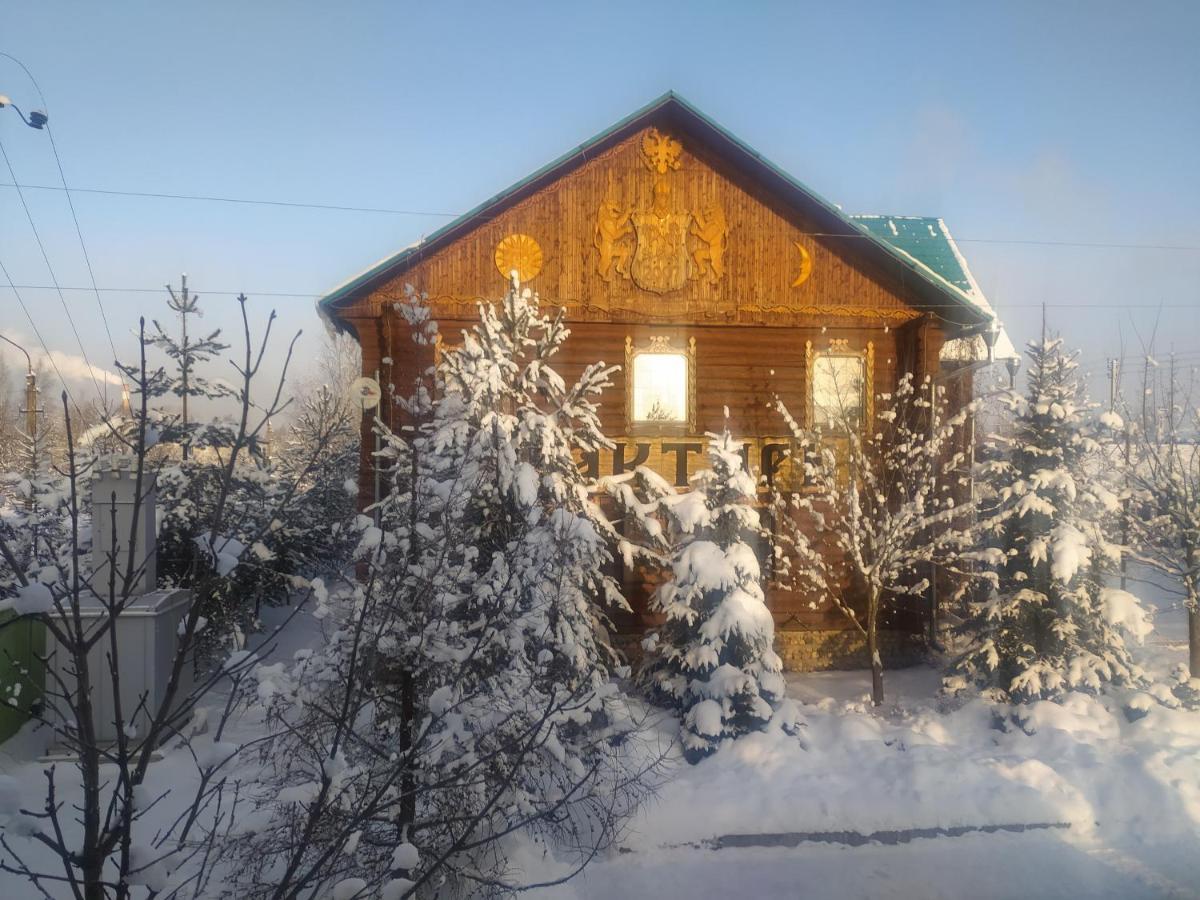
xmin=791 ymin=241 xmax=813 ymax=287
xmin=495 ymin=233 xmax=544 ymax=282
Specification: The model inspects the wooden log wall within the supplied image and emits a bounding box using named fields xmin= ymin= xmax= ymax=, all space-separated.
xmin=335 ymin=122 xmax=965 ymax=634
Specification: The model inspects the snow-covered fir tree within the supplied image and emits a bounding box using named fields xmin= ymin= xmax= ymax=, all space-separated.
xmin=232 ymin=281 xmax=655 ymax=895
xmin=946 ymin=337 xmax=1149 ymax=702
xmin=643 ymin=425 xmax=784 ymax=762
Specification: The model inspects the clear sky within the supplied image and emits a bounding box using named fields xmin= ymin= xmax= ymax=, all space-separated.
xmin=2 ymin=0 xmax=1198 ymax=413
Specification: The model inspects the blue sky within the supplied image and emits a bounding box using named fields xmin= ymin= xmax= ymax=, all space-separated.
xmin=2 ymin=0 xmax=1198 ymax=411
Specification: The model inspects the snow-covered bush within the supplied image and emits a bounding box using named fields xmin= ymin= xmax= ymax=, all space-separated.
xmin=775 ymin=373 xmax=976 ymax=706
xmin=155 ymin=458 xmax=284 ymax=656
xmin=641 ymin=427 xmax=783 ymax=762
xmin=152 ymin=347 xmax=359 ymax=662
xmin=1114 ymin=357 xmax=1200 ymax=678
xmin=945 ymin=338 xmax=1148 ymax=701
xmin=0 ymin=300 xmax=338 ymax=898
xmin=274 ymin=383 xmax=361 ymax=572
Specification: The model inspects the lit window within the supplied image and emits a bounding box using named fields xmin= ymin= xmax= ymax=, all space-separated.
xmin=811 ymin=355 xmax=865 ymax=431
xmin=632 ymin=353 xmax=688 ymax=423
xmin=626 ymin=336 xmax=695 ymax=431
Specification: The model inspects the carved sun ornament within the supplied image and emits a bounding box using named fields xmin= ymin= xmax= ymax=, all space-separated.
xmin=791 ymin=241 xmax=813 ymax=287
xmin=495 ymin=233 xmax=544 ymax=282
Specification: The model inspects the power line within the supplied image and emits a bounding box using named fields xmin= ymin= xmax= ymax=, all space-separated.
xmin=0 ymin=50 xmax=123 ymax=388
xmin=1 ymin=179 xmax=1199 ymax=253
xmin=0 ymin=138 xmax=107 ymax=405
xmin=44 ymin=129 xmax=122 ymax=374
xmin=0 ymin=180 xmax=458 ymax=219
xmin=4 ymin=281 xmax=1200 ymax=309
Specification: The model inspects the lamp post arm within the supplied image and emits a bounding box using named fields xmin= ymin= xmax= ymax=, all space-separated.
xmin=0 ymin=332 xmax=34 ymax=374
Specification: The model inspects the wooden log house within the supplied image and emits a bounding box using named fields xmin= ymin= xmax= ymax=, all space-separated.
xmin=317 ymin=93 xmax=1015 ymax=671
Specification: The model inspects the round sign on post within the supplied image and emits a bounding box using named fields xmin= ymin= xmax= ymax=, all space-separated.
xmin=350 ymin=376 xmax=382 ymax=411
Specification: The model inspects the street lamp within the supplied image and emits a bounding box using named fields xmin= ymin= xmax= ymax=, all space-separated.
xmin=0 ymin=333 xmax=43 ymax=491
xmin=1006 ymin=355 xmax=1021 ymax=389
xmin=0 ymin=94 xmax=48 ymax=128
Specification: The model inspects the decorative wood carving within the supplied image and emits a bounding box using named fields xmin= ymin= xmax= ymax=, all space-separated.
xmin=595 ymin=175 xmax=633 ymax=282
xmin=804 ymin=338 xmax=875 ymax=430
xmin=624 ymin=334 xmax=697 ymax=434
xmin=373 ymin=290 xmax=921 ymax=327
xmin=592 ymin=130 xmax=729 ymax=294
xmin=631 ymin=179 xmax=693 ymax=293
xmin=494 ymin=233 xmax=543 ymax=282
xmin=360 ymin=127 xmax=924 ymax=327
xmin=691 ymin=202 xmax=727 ymax=283
xmin=792 ymin=241 xmax=813 ymax=287
xmin=641 ymin=128 xmax=683 ymax=174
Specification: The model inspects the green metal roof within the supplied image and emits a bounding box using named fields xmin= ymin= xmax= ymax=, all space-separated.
xmin=851 ymin=216 xmax=974 ymax=294
xmin=318 ymin=92 xmax=999 ymax=336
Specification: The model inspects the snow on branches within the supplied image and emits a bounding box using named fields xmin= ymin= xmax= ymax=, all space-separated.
xmin=945 ymin=338 xmax=1148 ymax=702
xmin=774 ymin=372 xmax=977 ymax=706
xmin=642 ymin=428 xmax=784 ymax=762
xmin=231 ymin=281 xmax=660 ymax=896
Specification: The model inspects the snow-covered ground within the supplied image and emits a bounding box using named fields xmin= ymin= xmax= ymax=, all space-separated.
xmin=2 ymin=598 xmax=1197 ymax=899
xmin=517 ymin=595 xmax=1200 ymax=900
xmin=516 ymin=667 xmax=1200 ymax=899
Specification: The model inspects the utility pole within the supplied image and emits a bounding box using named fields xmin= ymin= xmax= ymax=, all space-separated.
xmin=0 ymin=336 xmax=39 ymax=475
xmin=1168 ymin=351 xmax=1177 ymax=440
xmin=166 ymin=274 xmax=195 ymax=459
xmin=1109 ymin=358 xmax=1132 ymax=592
xmin=21 ymin=368 xmax=40 ymax=477
xmin=1 ymin=334 xmax=42 ymax=504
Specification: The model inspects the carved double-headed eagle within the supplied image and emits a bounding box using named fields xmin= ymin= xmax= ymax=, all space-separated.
xmin=595 ymin=129 xmax=727 ymax=294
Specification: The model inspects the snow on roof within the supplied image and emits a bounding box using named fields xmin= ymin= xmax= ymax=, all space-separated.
xmin=315 ymin=237 xmax=428 ymax=335
xmin=851 ymin=215 xmax=1017 ymax=362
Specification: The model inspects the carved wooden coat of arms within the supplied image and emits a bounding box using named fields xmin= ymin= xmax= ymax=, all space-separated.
xmin=595 ymin=129 xmax=727 ymax=294
xmin=631 ymin=179 xmax=692 ymax=293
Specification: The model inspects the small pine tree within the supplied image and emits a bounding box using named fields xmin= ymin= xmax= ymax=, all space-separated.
xmin=946 ymin=337 xmax=1148 ymax=701
xmin=644 ymin=427 xmax=783 ymax=762
xmin=149 ymin=275 xmax=229 ymax=457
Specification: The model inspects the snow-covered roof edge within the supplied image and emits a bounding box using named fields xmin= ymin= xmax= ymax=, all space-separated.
xmin=852 ymin=214 xmax=1017 ymax=363
xmin=937 ymin=218 xmax=1018 ymax=361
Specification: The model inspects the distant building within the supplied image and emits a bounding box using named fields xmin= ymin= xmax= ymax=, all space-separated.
xmin=318 ymin=93 xmax=1015 ymax=670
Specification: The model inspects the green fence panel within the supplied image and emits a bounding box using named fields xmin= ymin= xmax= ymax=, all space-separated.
xmin=0 ymin=612 xmax=46 ymax=743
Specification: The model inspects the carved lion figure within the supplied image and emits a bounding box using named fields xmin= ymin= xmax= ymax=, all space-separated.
xmin=691 ymin=202 xmax=727 ymax=282
xmin=595 ymin=187 xmax=633 ymax=282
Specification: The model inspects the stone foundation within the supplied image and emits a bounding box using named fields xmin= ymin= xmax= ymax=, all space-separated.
xmin=774 ymin=628 xmax=926 ymax=672
xmin=613 ymin=629 xmax=927 ymax=673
